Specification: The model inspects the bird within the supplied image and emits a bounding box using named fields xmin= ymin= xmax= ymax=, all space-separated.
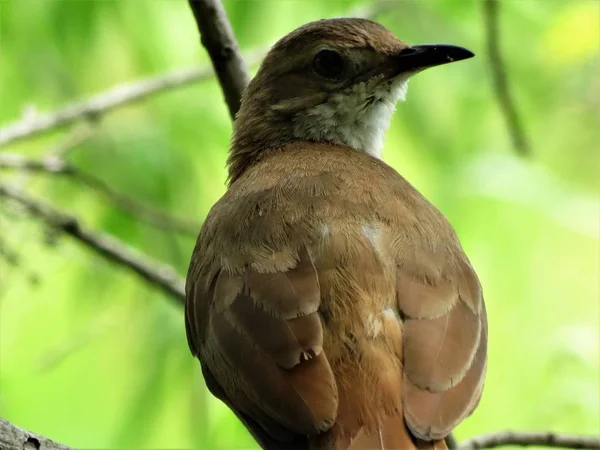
xmin=185 ymin=18 xmax=487 ymax=450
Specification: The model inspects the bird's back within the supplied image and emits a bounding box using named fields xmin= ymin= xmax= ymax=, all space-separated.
xmin=186 ymin=142 xmax=486 ymax=449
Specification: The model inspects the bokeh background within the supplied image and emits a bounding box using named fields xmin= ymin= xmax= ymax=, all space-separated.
xmin=1 ymin=0 xmax=599 ymax=448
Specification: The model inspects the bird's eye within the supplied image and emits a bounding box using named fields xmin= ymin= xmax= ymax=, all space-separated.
xmin=313 ymin=49 xmax=345 ymax=79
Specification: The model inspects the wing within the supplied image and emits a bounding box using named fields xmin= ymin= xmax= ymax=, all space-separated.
xmin=186 ymin=235 xmax=338 ymax=447
xmin=397 ymin=253 xmax=487 ymax=440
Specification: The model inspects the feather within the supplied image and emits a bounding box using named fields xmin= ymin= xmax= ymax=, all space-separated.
xmin=404 ymin=309 xmax=488 ymax=440
xmin=403 ymin=299 xmax=481 ymax=392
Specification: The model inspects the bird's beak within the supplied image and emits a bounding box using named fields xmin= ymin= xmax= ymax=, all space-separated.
xmin=392 ymin=44 xmax=474 ymax=76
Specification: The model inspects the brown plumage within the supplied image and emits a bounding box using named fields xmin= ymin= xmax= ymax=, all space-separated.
xmin=186 ymin=18 xmax=486 ymax=450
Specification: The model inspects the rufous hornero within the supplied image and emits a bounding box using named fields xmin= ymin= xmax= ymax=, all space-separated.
xmin=185 ymin=18 xmax=487 ymax=450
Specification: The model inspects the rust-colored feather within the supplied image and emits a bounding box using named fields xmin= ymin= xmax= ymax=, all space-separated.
xmin=404 ymin=305 xmax=488 ymax=439
xmin=402 ymin=299 xmax=481 ymax=392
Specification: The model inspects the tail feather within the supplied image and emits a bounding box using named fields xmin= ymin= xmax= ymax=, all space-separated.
xmin=310 ymin=415 xmax=448 ymax=450
xmin=349 ymin=416 xmax=414 ymax=450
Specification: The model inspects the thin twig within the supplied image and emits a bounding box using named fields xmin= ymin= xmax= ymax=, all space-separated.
xmin=188 ymin=0 xmax=250 ymax=119
xmin=75 ymin=171 xmax=201 ymax=235
xmin=0 ymin=417 xmax=72 ymax=450
xmin=0 ymin=153 xmax=201 ymax=235
xmin=446 ymin=433 xmax=459 ymax=449
xmin=483 ymin=0 xmax=530 ymax=155
xmin=0 ymin=153 xmax=69 ymax=173
xmin=7 ymin=126 xmax=94 ymax=191
xmin=50 ymin=124 xmax=96 ymax=159
xmin=0 ymin=183 xmax=185 ymax=303
xmin=0 ymin=66 xmax=215 ymax=147
xmin=460 ymin=431 xmax=600 ymax=449
xmin=0 ymin=234 xmax=40 ymax=286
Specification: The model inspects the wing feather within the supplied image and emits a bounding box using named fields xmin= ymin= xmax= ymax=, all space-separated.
xmin=398 ymin=259 xmax=487 ymax=440
xmin=404 ymin=304 xmax=488 ymax=439
xmin=403 ymin=298 xmax=480 ymax=391
xmin=186 ymin=245 xmax=338 ymax=443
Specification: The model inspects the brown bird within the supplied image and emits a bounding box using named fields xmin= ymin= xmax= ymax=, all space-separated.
xmin=185 ymin=18 xmax=487 ymax=450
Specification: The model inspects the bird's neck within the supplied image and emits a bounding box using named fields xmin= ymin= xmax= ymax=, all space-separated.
xmin=228 ymin=77 xmax=409 ymax=184
xmin=228 ymin=101 xmax=296 ymax=185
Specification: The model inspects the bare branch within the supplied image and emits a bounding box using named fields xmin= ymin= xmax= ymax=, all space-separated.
xmin=446 ymin=433 xmax=459 ymax=449
xmin=0 ymin=66 xmax=214 ymax=147
xmin=483 ymin=0 xmax=530 ymax=155
xmin=74 ymin=171 xmax=201 ymax=236
xmin=0 ymin=183 xmax=185 ymax=303
xmin=460 ymin=431 xmax=600 ymax=449
xmin=0 ymin=234 xmax=40 ymax=286
xmin=0 ymin=417 xmax=72 ymax=450
xmin=0 ymin=153 xmax=69 ymax=173
xmin=46 ymin=123 xmax=96 ymax=159
xmin=0 ymin=153 xmax=201 ymax=235
xmin=6 ymin=126 xmax=93 ymax=192
xmin=49 ymin=124 xmax=95 ymax=159
xmin=188 ymin=0 xmax=250 ymax=119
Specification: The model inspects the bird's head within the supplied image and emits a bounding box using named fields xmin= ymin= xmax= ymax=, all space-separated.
xmin=229 ymin=18 xmax=473 ymax=181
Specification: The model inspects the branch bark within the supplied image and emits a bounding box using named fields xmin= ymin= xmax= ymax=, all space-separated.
xmin=0 ymin=183 xmax=185 ymax=304
xmin=483 ymin=0 xmax=530 ymax=155
xmin=0 ymin=66 xmax=214 ymax=147
xmin=2 ymin=416 xmax=599 ymax=450
xmin=0 ymin=418 xmax=72 ymax=450
xmin=0 ymin=153 xmax=201 ymax=235
xmin=187 ymin=0 xmax=250 ymax=119
xmin=460 ymin=431 xmax=600 ymax=450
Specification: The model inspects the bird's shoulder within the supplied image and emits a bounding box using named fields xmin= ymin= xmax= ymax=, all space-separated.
xmin=194 ymin=142 xmax=460 ymax=269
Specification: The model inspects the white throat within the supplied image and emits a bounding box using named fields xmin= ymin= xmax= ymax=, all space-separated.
xmin=292 ymin=75 xmax=409 ymax=159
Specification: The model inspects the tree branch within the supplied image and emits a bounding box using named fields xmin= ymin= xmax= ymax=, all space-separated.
xmin=483 ymin=0 xmax=530 ymax=155
xmin=2 ymin=415 xmax=599 ymax=450
xmin=187 ymin=0 xmax=250 ymax=119
xmin=0 ymin=153 xmax=201 ymax=235
xmin=460 ymin=431 xmax=600 ymax=449
xmin=0 ymin=66 xmax=214 ymax=147
xmin=446 ymin=433 xmax=459 ymax=449
xmin=0 ymin=417 xmax=72 ymax=450
xmin=0 ymin=183 xmax=185 ymax=303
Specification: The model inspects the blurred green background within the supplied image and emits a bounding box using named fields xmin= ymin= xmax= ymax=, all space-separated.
xmin=0 ymin=0 xmax=598 ymax=448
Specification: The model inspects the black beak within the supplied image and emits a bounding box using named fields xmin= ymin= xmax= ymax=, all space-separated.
xmin=394 ymin=44 xmax=474 ymax=74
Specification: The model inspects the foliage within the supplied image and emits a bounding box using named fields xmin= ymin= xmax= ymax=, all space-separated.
xmin=0 ymin=0 xmax=598 ymax=448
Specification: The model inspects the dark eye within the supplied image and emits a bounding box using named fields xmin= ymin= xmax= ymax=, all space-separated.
xmin=313 ymin=49 xmax=345 ymax=79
